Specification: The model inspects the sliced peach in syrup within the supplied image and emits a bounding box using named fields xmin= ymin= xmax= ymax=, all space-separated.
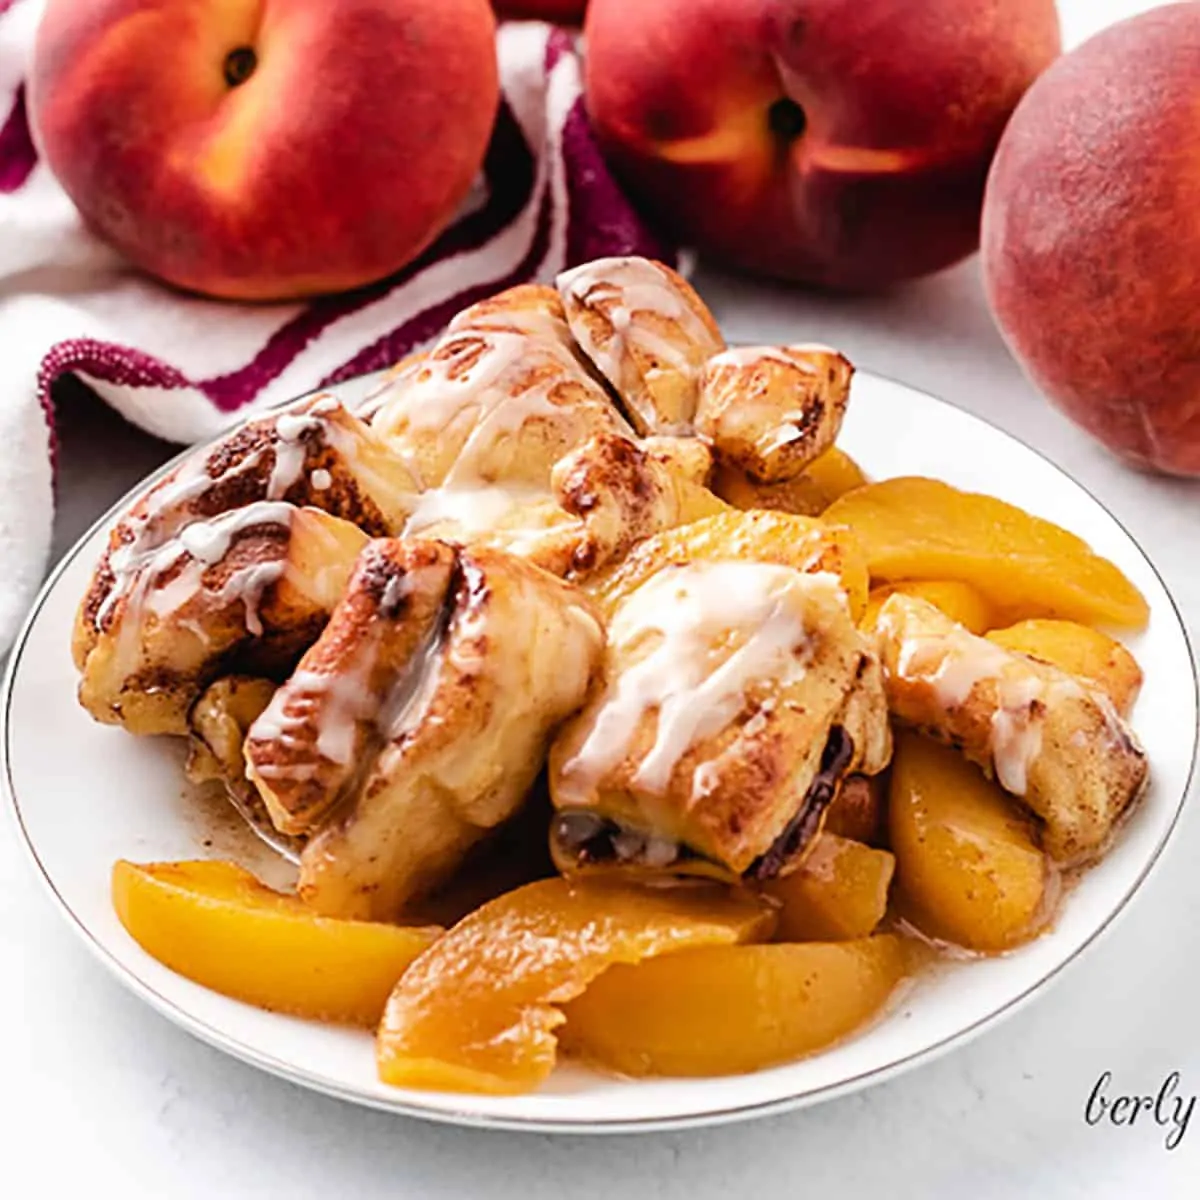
xmin=823 ymin=476 xmax=1148 ymax=629
xmin=862 ymin=579 xmax=994 ymax=635
xmin=560 ymin=937 xmax=908 ymax=1077
xmin=986 ymin=619 xmax=1142 ymax=715
xmin=375 ymin=877 xmax=773 ymax=1094
xmin=763 ymin=834 xmax=895 ymax=942
xmin=112 ymin=859 xmax=439 ymax=1026
xmin=888 ymin=734 xmax=1054 ymax=953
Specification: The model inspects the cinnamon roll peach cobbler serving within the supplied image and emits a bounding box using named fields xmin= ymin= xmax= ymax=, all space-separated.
xmin=76 ymin=257 xmax=1152 ymax=1093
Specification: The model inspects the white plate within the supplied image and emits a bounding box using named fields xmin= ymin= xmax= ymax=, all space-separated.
xmin=3 ymin=370 xmax=1195 ymax=1133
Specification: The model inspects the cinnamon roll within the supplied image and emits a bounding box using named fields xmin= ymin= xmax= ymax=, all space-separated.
xmin=875 ymin=594 xmax=1148 ymax=863
xmin=549 ymin=558 xmax=890 ymax=882
xmin=695 ymin=345 xmax=853 ymax=484
xmin=557 ymin=256 xmax=724 ymax=436
xmin=243 ymin=539 xmax=605 ymax=920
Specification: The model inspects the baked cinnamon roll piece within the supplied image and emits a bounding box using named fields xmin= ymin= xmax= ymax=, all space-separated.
xmin=245 ymin=539 xmax=457 ymax=836
xmin=366 ymin=283 xmax=724 ymax=579
xmin=548 ymin=433 xmax=725 ymax=577
xmin=185 ymin=675 xmax=301 ymax=859
xmin=246 ymin=540 xmax=605 ymax=920
xmin=557 ymin=256 xmax=725 ymax=435
xmin=74 ymin=393 xmax=419 ymax=684
xmin=548 ymin=562 xmax=890 ymax=882
xmin=75 ymin=504 xmax=369 ymax=736
xmin=356 ymin=349 xmax=430 ymax=421
xmin=370 ymin=284 xmax=631 ymax=495
xmin=875 ymin=594 xmax=1148 ymax=864
xmin=695 ymin=345 xmax=853 ymax=483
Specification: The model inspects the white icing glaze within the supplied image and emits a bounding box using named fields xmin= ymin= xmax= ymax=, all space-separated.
xmin=557 ymin=259 xmax=716 ymax=414
xmin=563 ymin=563 xmax=836 ymax=797
xmin=375 ymin=317 xmax=599 ymax=536
xmin=254 ymin=664 xmax=378 ymax=768
xmin=143 ymin=501 xmax=296 ymax=631
xmin=705 ymin=344 xmax=837 ymax=371
xmin=380 ymin=572 xmax=409 ymax=614
xmin=759 ymin=420 xmax=813 ymax=455
xmin=404 ymin=484 xmax=528 ymax=536
xmin=275 ymin=411 xmax=321 ymax=442
xmin=888 ymin=618 xmax=1013 ymax=709
xmin=95 ymin=449 xmax=261 ymax=632
xmin=991 ymin=675 xmax=1045 ymax=795
xmin=268 ymin=399 xmax=350 ymax=500
xmin=249 ymin=562 xmax=437 ymax=789
xmin=881 ymin=609 xmax=1104 ymax=798
xmin=217 ymin=560 xmax=287 ymax=637
xmin=95 ymin=396 xmax=347 ymax=637
xmin=268 ymin=418 xmax=318 ymax=499
xmin=310 ymin=468 xmax=333 ymax=491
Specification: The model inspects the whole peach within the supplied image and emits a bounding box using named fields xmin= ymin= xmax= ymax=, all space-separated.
xmin=982 ymin=4 xmax=1200 ymax=475
xmin=584 ymin=0 xmax=1060 ymax=290
xmin=30 ymin=0 xmax=498 ymax=301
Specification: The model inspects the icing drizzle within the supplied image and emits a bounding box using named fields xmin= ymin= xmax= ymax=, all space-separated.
xmin=562 ymin=563 xmax=836 ymax=797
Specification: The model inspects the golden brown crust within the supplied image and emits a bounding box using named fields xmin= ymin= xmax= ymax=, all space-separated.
xmin=557 ymin=256 xmax=725 ymax=435
xmin=370 ymin=283 xmax=630 ymax=491
xmin=695 ymin=346 xmax=853 ymax=483
xmin=876 ymin=594 xmax=1148 ymax=864
xmin=550 ymin=433 xmax=719 ymax=578
xmin=245 ymin=539 xmax=457 ymax=836
xmin=75 ymin=506 xmax=369 ymax=735
xmin=74 ymin=395 xmax=419 ymax=674
xmin=294 ymin=545 xmax=605 ymax=920
xmin=184 ymin=676 xmax=302 ymax=856
xmin=548 ymin=560 xmax=890 ymax=877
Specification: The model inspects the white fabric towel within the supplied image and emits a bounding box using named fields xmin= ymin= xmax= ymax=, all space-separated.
xmin=0 ymin=0 xmax=672 ymax=653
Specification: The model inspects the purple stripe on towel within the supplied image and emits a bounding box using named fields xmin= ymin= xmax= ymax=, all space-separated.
xmin=37 ymin=340 xmax=192 ymax=474
xmin=196 ymin=98 xmax=536 ymax=413
xmin=561 ymin=95 xmax=675 ymax=267
xmin=0 ymin=85 xmax=37 ymax=194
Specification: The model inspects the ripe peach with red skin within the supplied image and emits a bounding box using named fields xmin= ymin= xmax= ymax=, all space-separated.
xmin=584 ymin=0 xmax=1060 ymax=289
xmin=982 ymin=4 xmax=1200 ymax=475
xmin=29 ymin=0 xmax=499 ymax=300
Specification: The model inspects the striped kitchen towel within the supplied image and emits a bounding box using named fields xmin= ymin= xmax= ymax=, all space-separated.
xmin=0 ymin=4 xmax=673 ymax=653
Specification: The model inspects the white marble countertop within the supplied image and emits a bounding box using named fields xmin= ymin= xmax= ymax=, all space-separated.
xmin=6 ymin=1 xmax=1197 ymax=1195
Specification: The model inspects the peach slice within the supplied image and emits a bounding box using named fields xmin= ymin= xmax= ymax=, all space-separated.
xmin=823 ymin=773 xmax=886 ymax=845
xmin=888 ymin=734 xmax=1054 ymax=952
xmin=112 ymin=860 xmax=439 ymax=1026
xmin=823 ymin=476 xmax=1148 ymax=628
xmin=863 ymin=579 xmax=994 ymax=635
xmin=586 ymin=509 xmax=870 ymax=622
xmin=713 ymin=448 xmax=868 ymax=516
xmin=560 ymin=937 xmax=908 ymax=1077
xmin=375 ymin=877 xmax=773 ymax=1094
xmin=763 ymin=834 xmax=895 ymax=942
xmin=986 ymin=619 xmax=1142 ymax=715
